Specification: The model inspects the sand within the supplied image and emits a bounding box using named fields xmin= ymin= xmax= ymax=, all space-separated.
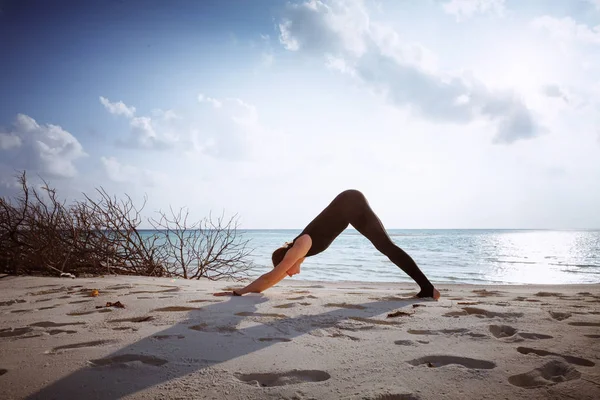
xmin=0 ymin=275 xmax=599 ymax=400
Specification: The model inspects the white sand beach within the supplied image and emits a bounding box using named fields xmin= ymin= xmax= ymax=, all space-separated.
xmin=1 ymin=275 xmax=599 ymax=400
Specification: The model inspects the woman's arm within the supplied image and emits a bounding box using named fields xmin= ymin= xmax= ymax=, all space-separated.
xmin=214 ymin=235 xmax=311 ymax=296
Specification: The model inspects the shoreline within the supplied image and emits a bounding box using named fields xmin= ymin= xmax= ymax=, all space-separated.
xmin=1 ymin=275 xmax=599 ymax=399
xmin=4 ymin=273 xmax=599 ymax=288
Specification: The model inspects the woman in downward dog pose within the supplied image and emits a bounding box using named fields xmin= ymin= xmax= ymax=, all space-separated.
xmin=214 ymin=189 xmax=440 ymax=299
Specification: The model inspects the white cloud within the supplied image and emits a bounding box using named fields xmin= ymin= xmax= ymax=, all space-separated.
xmin=0 ymin=114 xmax=87 ymax=178
xmin=198 ymin=93 xmax=223 ymax=108
xmin=99 ymin=96 xmax=136 ymax=118
xmin=198 ymin=94 xmax=259 ymax=127
xmin=100 ymin=156 xmax=163 ymax=187
xmin=99 ymin=96 xmax=178 ymax=150
xmin=541 ymin=84 xmax=569 ymax=102
xmin=190 ymin=94 xmax=262 ymax=159
xmin=442 ymin=0 xmax=506 ymax=21
xmin=278 ymin=0 xmax=543 ymax=144
xmin=531 ymin=16 xmax=600 ymax=45
xmin=0 ymin=133 xmax=21 ymax=149
xmin=151 ymin=108 xmax=180 ymax=121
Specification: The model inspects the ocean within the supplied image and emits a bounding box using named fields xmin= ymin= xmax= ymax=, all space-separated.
xmin=239 ymin=229 xmax=600 ymax=285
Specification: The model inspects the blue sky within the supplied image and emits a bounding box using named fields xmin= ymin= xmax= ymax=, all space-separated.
xmin=1 ymin=0 xmax=599 ymax=229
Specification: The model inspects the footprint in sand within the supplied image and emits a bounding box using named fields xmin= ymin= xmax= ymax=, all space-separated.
xmin=188 ymin=299 xmax=222 ymax=303
xmin=513 ymin=297 xmax=541 ymax=303
xmin=363 ymin=394 xmax=420 ymax=400
xmin=89 ymin=354 xmax=168 ymax=367
xmin=348 ymin=317 xmax=402 ymax=327
xmin=130 ymin=287 xmax=180 ymax=295
xmin=489 ymin=325 xmax=553 ymax=341
xmin=189 ymin=323 xmax=238 ymax=333
xmin=443 ymin=307 xmax=523 ymax=319
xmin=152 ymin=306 xmax=201 ymax=312
xmin=407 ymin=355 xmax=495 ymax=369
xmin=394 ymin=340 xmax=418 ymax=346
xmin=258 ymin=337 xmax=292 ymax=342
xmin=30 ymin=321 xmax=85 ymax=328
xmin=1 ymin=325 xmax=78 ymax=339
xmin=69 ymin=300 xmax=92 ymax=304
xmin=152 ymin=334 xmax=185 ymax=340
xmin=310 ymin=328 xmax=360 ymax=341
xmin=234 ymin=369 xmax=330 ymax=387
xmin=0 ymin=327 xmax=36 ymax=338
xmin=407 ymin=328 xmax=485 ymax=339
xmin=387 ymin=311 xmax=413 ymax=318
xmin=105 ymin=284 xmax=134 ymax=290
xmin=46 ymin=340 xmax=117 ymax=354
xmin=235 ymin=312 xmax=287 ymax=318
xmin=287 ymin=295 xmax=318 ymax=301
xmin=67 ymin=309 xmax=113 ymax=316
xmin=274 ymin=303 xmax=297 ymax=309
xmin=45 ymin=329 xmax=77 ymax=335
xmin=295 ymin=285 xmax=325 ymax=289
xmin=517 ymin=347 xmax=595 ymax=367
xmin=508 ymin=360 xmax=580 ymax=388
xmin=324 ymin=303 xmax=366 ymax=310
xmin=548 ymin=311 xmax=571 ymax=321
xmin=109 ymin=316 xmax=154 ymax=323
xmin=472 ymin=289 xmax=504 ymax=297
xmin=33 ymin=305 xmax=55 ymax=310
xmin=369 ymin=296 xmax=414 ymax=302
xmin=274 ymin=301 xmax=310 ymax=308
xmin=0 ymin=299 xmax=26 ymax=306
xmin=568 ymin=321 xmax=600 ymax=327
xmin=534 ymin=291 xmax=564 ymax=298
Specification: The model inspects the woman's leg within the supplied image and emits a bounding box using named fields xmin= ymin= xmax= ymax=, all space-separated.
xmin=340 ymin=190 xmax=436 ymax=298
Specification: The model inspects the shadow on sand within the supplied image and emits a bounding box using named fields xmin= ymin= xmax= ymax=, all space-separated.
xmin=27 ymin=294 xmax=423 ymax=399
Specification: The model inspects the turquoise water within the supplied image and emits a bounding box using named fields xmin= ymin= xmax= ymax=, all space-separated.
xmin=239 ymin=229 xmax=600 ymax=285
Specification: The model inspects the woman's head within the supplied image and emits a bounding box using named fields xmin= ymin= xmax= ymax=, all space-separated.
xmin=271 ymin=242 xmax=292 ymax=267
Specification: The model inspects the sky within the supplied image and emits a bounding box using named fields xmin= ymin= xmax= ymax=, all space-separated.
xmin=1 ymin=0 xmax=599 ymax=229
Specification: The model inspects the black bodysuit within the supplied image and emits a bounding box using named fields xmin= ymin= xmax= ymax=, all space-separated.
xmin=290 ymin=189 xmax=434 ymax=297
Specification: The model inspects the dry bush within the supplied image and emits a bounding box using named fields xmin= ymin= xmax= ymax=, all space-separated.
xmin=150 ymin=208 xmax=254 ymax=281
xmin=0 ymin=171 xmax=255 ymax=280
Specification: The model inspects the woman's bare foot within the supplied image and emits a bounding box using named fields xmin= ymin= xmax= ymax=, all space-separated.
xmin=415 ymin=287 xmax=441 ymax=300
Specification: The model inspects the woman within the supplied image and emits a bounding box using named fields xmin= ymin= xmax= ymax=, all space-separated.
xmin=214 ymin=189 xmax=440 ymax=299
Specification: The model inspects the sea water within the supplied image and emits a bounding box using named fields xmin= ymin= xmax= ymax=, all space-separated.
xmin=240 ymin=229 xmax=600 ymax=285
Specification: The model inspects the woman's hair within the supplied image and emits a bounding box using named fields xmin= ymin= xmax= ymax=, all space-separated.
xmin=271 ymin=242 xmax=292 ymax=267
